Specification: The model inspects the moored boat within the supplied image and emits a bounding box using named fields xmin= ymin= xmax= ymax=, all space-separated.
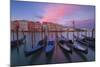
xmin=24 ymin=40 xmax=45 ymax=57
xmin=45 ymin=41 xmax=55 ymax=56
xmin=72 ymin=43 xmax=88 ymax=54
xmin=11 ymin=35 xmax=26 ymax=48
xmin=58 ymin=36 xmax=73 ymax=53
xmin=73 ymin=35 xmax=88 ymax=54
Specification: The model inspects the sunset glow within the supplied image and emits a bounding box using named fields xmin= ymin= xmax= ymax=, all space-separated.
xmin=11 ymin=1 xmax=95 ymax=29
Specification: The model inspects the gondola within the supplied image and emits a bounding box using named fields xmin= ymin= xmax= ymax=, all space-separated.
xmin=81 ymin=35 xmax=95 ymax=48
xmin=24 ymin=40 xmax=45 ymax=57
xmin=74 ymin=35 xmax=88 ymax=45
xmin=72 ymin=43 xmax=88 ymax=54
xmin=81 ymin=35 xmax=95 ymax=41
xmin=75 ymin=35 xmax=95 ymax=49
xmin=73 ymin=35 xmax=88 ymax=54
xmin=11 ymin=35 xmax=26 ymax=48
xmin=58 ymin=36 xmax=73 ymax=53
xmin=45 ymin=41 xmax=55 ymax=56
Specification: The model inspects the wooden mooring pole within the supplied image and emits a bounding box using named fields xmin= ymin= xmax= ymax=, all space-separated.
xmin=85 ymin=29 xmax=87 ymax=37
xmin=92 ymin=28 xmax=94 ymax=38
xmin=31 ymin=30 xmax=34 ymax=48
xmin=72 ymin=20 xmax=75 ymax=42
xmin=66 ymin=28 xmax=69 ymax=40
xmin=12 ymin=30 xmax=15 ymax=40
xmin=16 ymin=25 xmax=19 ymax=52
xmin=34 ymin=31 xmax=36 ymax=46
xmin=22 ymin=30 xmax=26 ymax=51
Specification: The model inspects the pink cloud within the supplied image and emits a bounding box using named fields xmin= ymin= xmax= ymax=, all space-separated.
xmin=40 ymin=4 xmax=77 ymax=23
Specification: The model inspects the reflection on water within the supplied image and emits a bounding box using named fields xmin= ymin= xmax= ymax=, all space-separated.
xmin=11 ymin=32 xmax=95 ymax=66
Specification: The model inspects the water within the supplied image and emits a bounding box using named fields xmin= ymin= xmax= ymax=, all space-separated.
xmin=11 ymin=31 xmax=95 ymax=66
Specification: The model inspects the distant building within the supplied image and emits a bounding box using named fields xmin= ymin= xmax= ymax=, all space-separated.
xmin=11 ymin=20 xmax=69 ymax=32
xmin=28 ymin=21 xmax=42 ymax=32
xmin=11 ymin=20 xmax=29 ymax=31
xmin=18 ymin=20 xmax=29 ymax=31
xmin=42 ymin=22 xmax=64 ymax=32
xmin=11 ymin=20 xmax=19 ymax=31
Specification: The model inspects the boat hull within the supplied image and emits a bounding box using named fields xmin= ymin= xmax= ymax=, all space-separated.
xmin=45 ymin=41 xmax=55 ymax=56
xmin=73 ymin=47 xmax=88 ymax=54
xmin=59 ymin=44 xmax=72 ymax=53
xmin=24 ymin=46 xmax=43 ymax=57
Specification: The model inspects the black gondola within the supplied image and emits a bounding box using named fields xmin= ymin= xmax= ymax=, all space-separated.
xmin=81 ymin=35 xmax=95 ymax=41
xmin=11 ymin=35 xmax=26 ymax=48
xmin=45 ymin=41 xmax=55 ymax=56
xmin=58 ymin=36 xmax=73 ymax=53
xmin=73 ymin=35 xmax=88 ymax=54
xmin=75 ymin=35 xmax=95 ymax=50
xmin=72 ymin=43 xmax=88 ymax=54
xmin=24 ymin=39 xmax=45 ymax=57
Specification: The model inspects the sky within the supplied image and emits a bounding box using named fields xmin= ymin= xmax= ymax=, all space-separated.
xmin=11 ymin=0 xmax=95 ymax=29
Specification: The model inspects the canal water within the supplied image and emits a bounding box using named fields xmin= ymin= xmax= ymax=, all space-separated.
xmin=11 ymin=31 xmax=95 ymax=66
